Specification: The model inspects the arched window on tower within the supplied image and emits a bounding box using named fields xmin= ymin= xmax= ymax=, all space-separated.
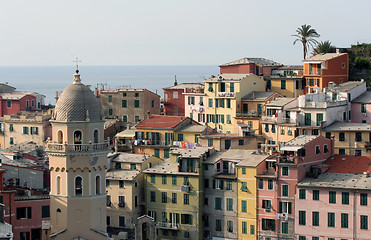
xmin=56 ymin=176 xmax=61 ymax=195
xmin=93 ymin=129 xmax=99 ymax=144
xmin=74 ymin=130 xmax=82 ymax=144
xmin=75 ymin=176 xmax=83 ymax=196
xmin=96 ymin=175 xmax=100 ymax=195
xmin=58 ymin=130 xmax=63 ymax=144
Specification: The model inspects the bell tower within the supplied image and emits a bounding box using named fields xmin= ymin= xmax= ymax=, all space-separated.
xmin=47 ymin=70 xmax=109 ymax=239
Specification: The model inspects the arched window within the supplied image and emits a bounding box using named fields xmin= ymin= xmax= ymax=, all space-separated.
xmin=96 ymin=175 xmax=100 ymax=195
xmin=56 ymin=176 xmax=61 ymax=195
xmin=58 ymin=130 xmax=63 ymax=144
xmin=74 ymin=130 xmax=82 ymax=144
xmin=93 ymin=129 xmax=99 ymax=144
xmin=75 ymin=176 xmax=82 ymax=196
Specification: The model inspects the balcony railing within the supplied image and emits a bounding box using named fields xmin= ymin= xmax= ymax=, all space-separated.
xmin=218 ymin=92 xmax=235 ymax=98
xmin=261 ymin=115 xmax=277 ymax=122
xmin=157 ymin=222 xmax=180 ymax=230
xmin=46 ymin=142 xmax=109 ymax=153
xmin=278 ymin=155 xmax=297 ymax=164
xmin=133 ymin=140 xmax=170 ymax=146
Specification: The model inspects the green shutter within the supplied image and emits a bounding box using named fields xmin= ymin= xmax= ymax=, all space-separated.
xmin=279 ymin=202 xmax=282 ymax=213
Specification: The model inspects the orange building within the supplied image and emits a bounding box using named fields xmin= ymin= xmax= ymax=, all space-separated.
xmin=303 ymin=52 xmax=348 ymax=94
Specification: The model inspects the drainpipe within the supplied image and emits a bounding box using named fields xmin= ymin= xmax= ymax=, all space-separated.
xmin=353 ymin=191 xmax=357 ymax=239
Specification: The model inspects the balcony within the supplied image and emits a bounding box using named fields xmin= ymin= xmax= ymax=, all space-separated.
xmin=303 ymin=100 xmax=347 ymax=108
xmin=236 ymin=112 xmax=260 ymax=118
xmin=157 ymin=222 xmax=180 ymax=230
xmin=261 ymin=115 xmax=277 ymax=123
xmin=133 ymin=140 xmax=170 ymax=147
xmin=217 ymin=92 xmax=235 ymax=98
xmin=46 ymin=142 xmax=109 ymax=153
xmin=278 ymin=155 xmax=297 ymax=164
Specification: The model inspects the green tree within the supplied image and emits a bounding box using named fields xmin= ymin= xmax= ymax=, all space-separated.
xmin=313 ymin=41 xmax=336 ymax=55
xmin=292 ymin=24 xmax=320 ymax=59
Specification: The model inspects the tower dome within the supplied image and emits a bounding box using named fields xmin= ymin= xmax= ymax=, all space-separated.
xmin=54 ymin=71 xmax=102 ymax=122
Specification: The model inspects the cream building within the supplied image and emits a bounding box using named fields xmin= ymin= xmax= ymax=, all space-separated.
xmin=46 ymin=71 xmax=109 ymax=239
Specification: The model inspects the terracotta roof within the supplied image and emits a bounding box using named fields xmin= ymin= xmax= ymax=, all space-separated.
xmin=324 ymin=155 xmax=371 ymax=174
xmin=219 ymin=57 xmax=282 ymax=67
xmin=304 ymin=53 xmax=347 ymax=62
xmin=136 ymin=114 xmax=187 ymax=129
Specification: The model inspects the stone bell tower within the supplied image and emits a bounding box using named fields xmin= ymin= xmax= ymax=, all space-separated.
xmin=47 ymin=70 xmax=109 ymax=239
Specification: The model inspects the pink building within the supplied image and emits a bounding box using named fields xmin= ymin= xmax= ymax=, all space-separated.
xmin=256 ymin=135 xmax=333 ymax=239
xmin=183 ymin=91 xmax=206 ymax=124
xmin=295 ymin=155 xmax=371 ymax=239
xmin=351 ymin=91 xmax=371 ymax=123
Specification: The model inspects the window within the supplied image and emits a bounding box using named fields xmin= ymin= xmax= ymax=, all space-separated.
xmin=339 ymin=132 xmax=345 ymax=141
xmin=9 ymin=124 xmax=13 ymax=132
xmin=271 ymin=124 xmax=276 ymax=133
xmin=208 ymin=98 xmax=213 ymax=107
xmin=241 ymin=182 xmax=247 ymax=192
xmin=281 ymin=222 xmax=288 ymax=234
xmin=342 ymin=192 xmax=349 ymax=204
xmin=204 ymin=179 xmax=209 ymax=188
xmin=299 ymin=211 xmax=306 ymax=225
xmin=118 ymin=196 xmax=125 ymax=207
xmin=262 ymin=200 xmax=272 ymax=212
xmin=177 ymin=134 xmax=183 ymax=141
xmin=184 ymin=194 xmax=189 ymax=205
xmin=282 ymin=167 xmax=289 ymax=176
xmin=164 ymin=149 xmax=169 ymax=158
xmin=227 ymin=114 xmax=231 ymax=124
xmin=316 ymin=113 xmax=323 ymax=126
xmin=299 ymin=237 xmax=306 ymax=240
xmin=281 ymin=80 xmax=286 ymax=89
xmin=151 ymin=100 xmax=154 ymax=107
xmin=215 ymin=197 xmax=222 ymax=210
xmin=313 ymin=190 xmax=319 ymax=200
xmin=258 ymin=179 xmax=264 ymax=189
xmin=305 ymin=113 xmax=311 ymax=126
xmin=134 ymin=100 xmax=140 ymax=108
xmin=341 ymin=213 xmax=348 ymax=228
xmin=281 ymin=126 xmax=285 ymax=135
xmin=356 ymin=132 xmax=362 ymax=142
xmin=226 ymin=181 xmax=232 ymax=190
xmin=23 ymin=127 xmax=29 ymax=134
xmin=242 ymin=168 xmax=246 ymax=174
xmin=130 ymin=163 xmax=136 ymax=170
xmin=30 ymin=127 xmax=38 ymax=135
xmin=315 ymin=145 xmax=321 ymax=154
xmin=106 ymin=179 xmax=110 ymax=187
xmin=227 ymin=220 xmax=233 ymax=233
xmin=216 ymin=219 xmax=222 ymax=231
xmin=250 ymin=225 xmax=255 ymax=235
xmin=328 ymin=212 xmax=335 ymax=227
xmin=6 ymin=100 xmax=11 ymax=108
xmin=208 ymin=83 xmax=213 ymax=92
xmin=108 ymin=108 xmax=113 ymax=116
xmin=75 ymin=176 xmax=82 ymax=196
xmin=162 ymin=192 xmax=167 ymax=203
xmin=329 ymin=191 xmax=336 ymax=204
xmin=208 ymin=139 xmax=213 ymax=147
xmin=119 ymin=216 xmax=125 ymax=227
xmin=172 ymin=193 xmax=177 ymax=203
xmin=162 ymin=175 xmax=167 ymax=184
xmin=134 ymin=115 xmax=140 ymax=122
xmin=227 ymin=198 xmax=233 ymax=211
xmin=150 ymin=175 xmax=155 ymax=184
xmin=325 ymin=132 xmax=331 ymax=139
xmin=42 ymin=205 xmax=50 ymax=218
xmin=362 ymin=103 xmax=367 ymax=113
xmin=204 ymin=197 xmax=209 ymax=206
xmin=239 ymin=139 xmax=244 ymax=145
xmin=150 ymin=191 xmax=156 ymax=202
xmin=282 ymin=185 xmax=289 ymax=197
xmin=361 ymin=193 xmax=368 ymax=206
xmin=226 ymin=99 xmax=231 ymax=108
xmin=183 ymin=176 xmax=189 ymax=185
xmin=199 ymin=97 xmax=204 ymax=106
xmin=299 ymin=189 xmax=306 ymax=199
xmin=242 ymin=221 xmax=247 ymax=234
xmin=121 ymin=100 xmax=127 ymax=108
xmin=108 ymin=95 xmax=112 ymax=102
xmin=181 ymin=214 xmax=192 ymax=225
xmin=267 ymin=180 xmax=273 ymax=190
xmin=356 ymin=149 xmax=362 ymax=156
xmin=241 ymin=200 xmax=247 ymax=213
xmin=122 ymin=115 xmax=127 ymax=122
xmin=262 ymin=219 xmax=275 ymax=231
xmin=312 ymin=211 xmax=319 ymax=226
xmin=172 ymin=176 xmax=177 ymax=185
xmin=230 ymin=83 xmax=234 ymax=92
xmin=324 ymin=144 xmax=329 ymax=153
xmin=339 ymin=148 xmax=346 ymax=155
xmin=17 ymin=207 xmax=32 ymax=219
xmin=361 ymin=215 xmax=368 ymax=229
xmin=154 ymin=148 xmax=159 ymax=158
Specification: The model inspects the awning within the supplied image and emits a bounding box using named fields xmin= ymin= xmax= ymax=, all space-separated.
xmin=280 ymin=146 xmax=302 ymax=151
xmin=115 ymin=130 xmax=135 ymax=138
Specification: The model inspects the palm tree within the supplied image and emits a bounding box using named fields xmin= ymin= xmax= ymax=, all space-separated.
xmin=313 ymin=41 xmax=336 ymax=55
xmin=292 ymin=24 xmax=320 ymax=59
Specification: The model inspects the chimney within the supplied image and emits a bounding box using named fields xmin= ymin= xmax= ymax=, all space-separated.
xmin=95 ymin=87 xmax=99 ymax=97
xmin=336 ymin=48 xmax=340 ymax=54
xmin=330 ymin=136 xmax=335 ymax=158
xmin=147 ymin=111 xmax=151 ymax=119
xmin=363 ymin=171 xmax=370 ymax=178
xmin=252 ymin=91 xmax=255 ymax=100
xmin=174 ymin=75 xmax=178 ymax=86
xmin=55 ymin=91 xmax=59 ymax=102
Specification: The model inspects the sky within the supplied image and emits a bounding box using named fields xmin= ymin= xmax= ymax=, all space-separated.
xmin=0 ymin=0 xmax=370 ymax=66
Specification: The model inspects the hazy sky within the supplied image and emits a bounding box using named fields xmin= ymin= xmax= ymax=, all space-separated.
xmin=1 ymin=0 xmax=370 ymax=66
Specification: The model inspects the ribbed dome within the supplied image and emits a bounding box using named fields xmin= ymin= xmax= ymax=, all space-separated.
xmin=54 ymin=73 xmax=102 ymax=122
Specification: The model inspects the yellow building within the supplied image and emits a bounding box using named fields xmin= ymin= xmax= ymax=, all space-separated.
xmin=2 ymin=113 xmax=51 ymax=149
xmin=133 ymin=115 xmax=210 ymax=159
xmin=204 ymin=74 xmax=265 ymax=134
xmin=47 ymin=71 xmax=109 ymax=239
xmin=106 ymin=153 xmax=163 ymax=239
xmin=143 ymin=147 xmax=214 ymax=240
xmin=235 ymin=91 xmax=282 ymax=135
xmin=322 ymin=122 xmax=371 ymax=156
xmin=267 ymin=65 xmax=305 ymax=98
xmin=236 ymin=151 xmax=269 ymax=240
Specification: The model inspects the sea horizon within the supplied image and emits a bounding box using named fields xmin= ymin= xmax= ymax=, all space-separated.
xmin=0 ymin=65 xmax=218 ymax=105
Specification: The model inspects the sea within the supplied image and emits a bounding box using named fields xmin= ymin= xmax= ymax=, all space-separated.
xmin=0 ymin=65 xmax=218 ymax=105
